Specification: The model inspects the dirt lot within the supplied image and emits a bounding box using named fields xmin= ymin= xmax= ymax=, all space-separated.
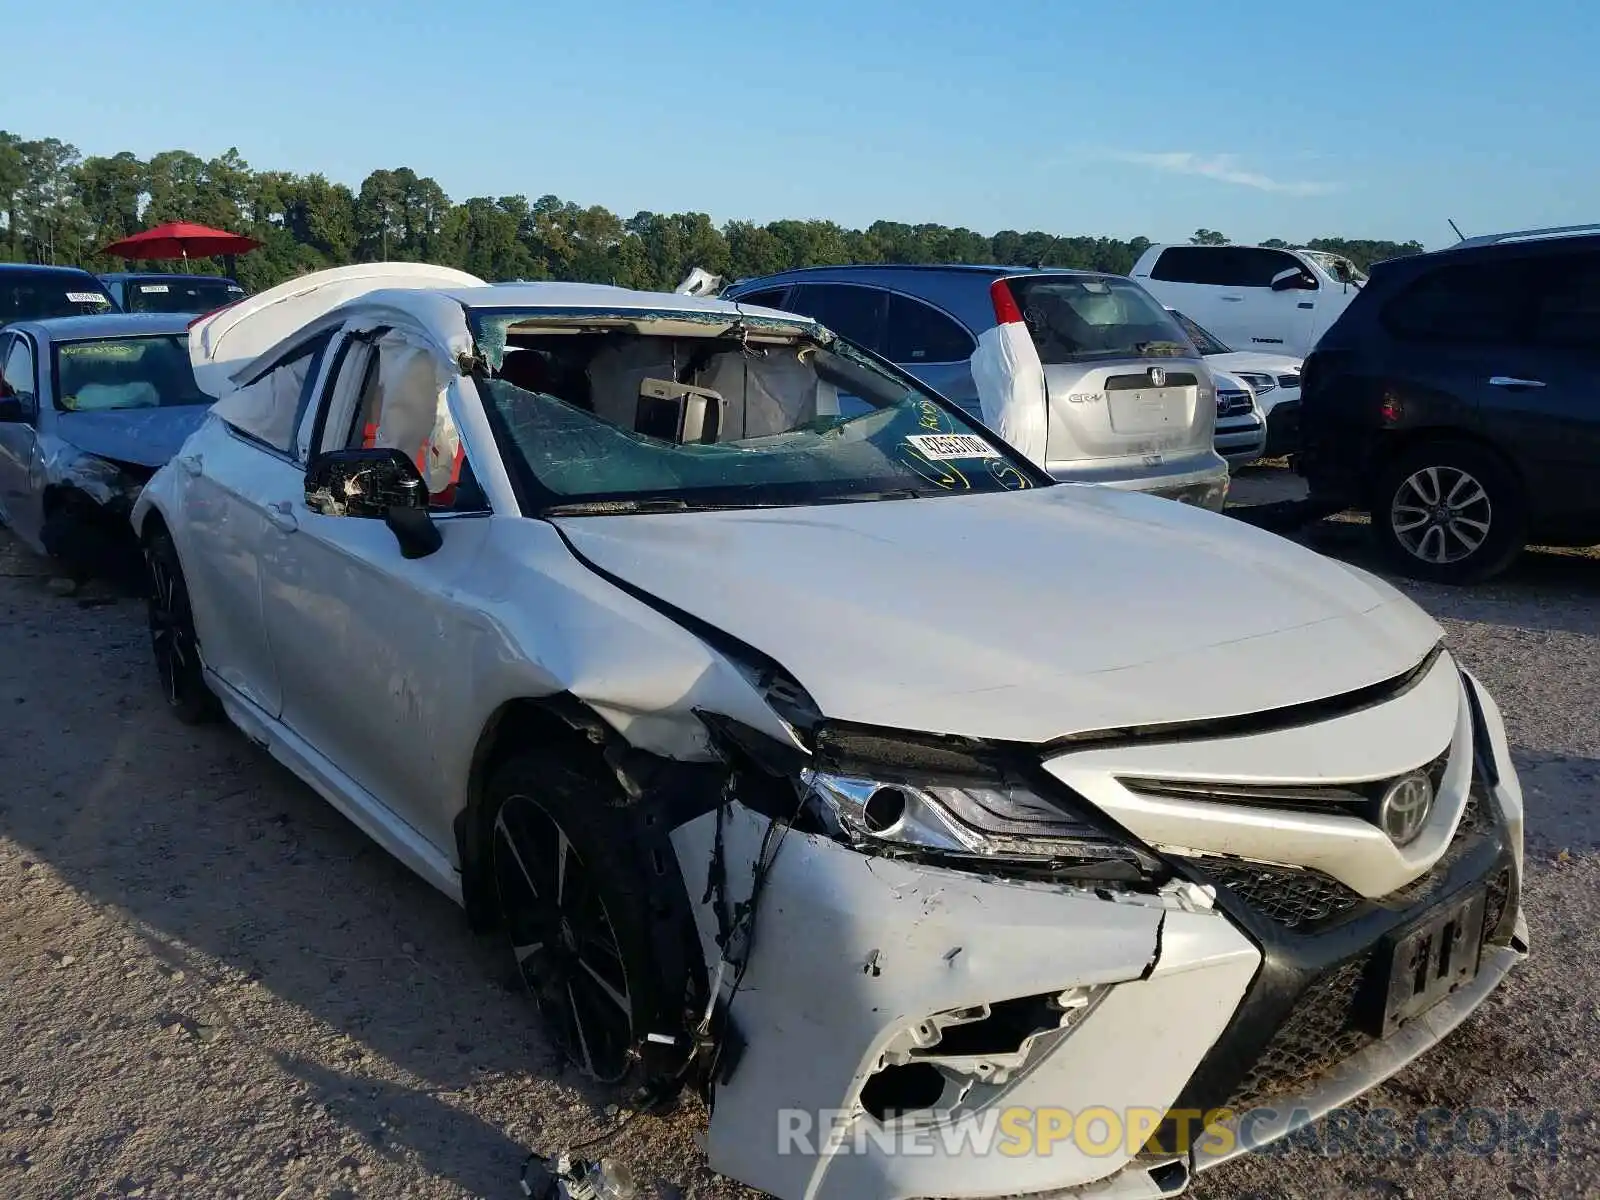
xmin=3 ymin=472 xmax=1599 ymax=1199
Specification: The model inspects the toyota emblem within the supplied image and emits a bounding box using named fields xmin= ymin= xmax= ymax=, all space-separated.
xmin=1378 ymin=772 xmax=1434 ymax=845
xmin=1149 ymin=367 xmax=1167 ymax=388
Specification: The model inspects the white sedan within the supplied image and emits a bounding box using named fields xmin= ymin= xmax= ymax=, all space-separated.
xmin=133 ymin=264 xmax=1527 ymax=1200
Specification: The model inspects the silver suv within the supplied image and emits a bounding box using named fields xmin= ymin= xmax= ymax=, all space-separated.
xmin=724 ymin=264 xmax=1229 ymax=508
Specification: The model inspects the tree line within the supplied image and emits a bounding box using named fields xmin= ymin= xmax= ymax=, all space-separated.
xmin=0 ymin=132 xmax=1426 ymax=293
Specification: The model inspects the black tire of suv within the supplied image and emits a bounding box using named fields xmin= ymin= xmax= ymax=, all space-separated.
xmin=1372 ymin=441 xmax=1526 ymax=585
xmin=144 ymin=531 xmax=222 ymax=724
xmin=483 ymin=748 xmax=687 ymax=1090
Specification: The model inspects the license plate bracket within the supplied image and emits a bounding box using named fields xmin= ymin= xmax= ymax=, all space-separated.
xmin=1107 ymin=388 xmax=1183 ymax=435
xmin=1365 ymin=889 xmax=1486 ymax=1039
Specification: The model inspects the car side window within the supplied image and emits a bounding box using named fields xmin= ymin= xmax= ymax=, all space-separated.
xmin=1532 ymin=252 xmax=1600 ymax=351
xmin=1 ymin=334 xmax=38 ymax=419
xmin=732 ymin=288 xmax=789 ymax=310
xmin=781 ymin=284 xmax=888 ymax=353
xmin=883 ymin=294 xmax=976 ymax=363
xmin=219 ymin=332 xmax=333 ymax=455
xmin=334 ymin=334 xmax=488 ymax=514
xmin=1382 ymin=262 xmax=1532 ymax=345
xmin=1151 ymin=246 xmax=1313 ymax=289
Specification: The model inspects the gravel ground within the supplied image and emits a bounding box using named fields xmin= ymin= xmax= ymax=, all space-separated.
xmin=2 ymin=474 xmax=1598 ymax=1199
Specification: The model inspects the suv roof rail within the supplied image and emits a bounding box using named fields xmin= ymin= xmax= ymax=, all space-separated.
xmin=1452 ymin=222 xmax=1600 ymax=249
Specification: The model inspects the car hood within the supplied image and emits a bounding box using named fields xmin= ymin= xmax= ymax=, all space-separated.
xmin=1210 ymin=349 xmax=1303 ymax=377
xmin=54 ymin=406 xmax=212 ymax=468
xmin=555 ymin=486 xmax=1442 ymax=744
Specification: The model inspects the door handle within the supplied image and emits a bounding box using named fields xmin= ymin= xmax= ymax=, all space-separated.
xmin=1220 ymin=295 xmax=1244 ymax=302
xmin=1489 ymin=376 xmax=1546 ymax=389
xmin=176 ymin=453 xmax=203 ymax=476
xmin=265 ymin=500 xmax=299 ymax=533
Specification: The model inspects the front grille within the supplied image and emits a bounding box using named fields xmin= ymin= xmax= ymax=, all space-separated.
xmin=1223 ymin=956 xmax=1375 ymax=1112
xmin=1216 ymin=390 xmax=1253 ymax=417
xmin=1184 ymin=782 xmax=1494 ymax=937
xmin=1200 ymin=862 xmax=1361 ymax=930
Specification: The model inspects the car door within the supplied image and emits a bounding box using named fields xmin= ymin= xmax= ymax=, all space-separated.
xmin=0 ymin=331 xmax=46 ymax=547
xmin=1144 ymin=247 xmax=1320 ymax=355
xmin=173 ymin=331 xmax=336 ymax=717
xmin=1469 ymin=248 xmax=1600 ymax=521
xmin=254 ymin=326 xmax=495 ymax=853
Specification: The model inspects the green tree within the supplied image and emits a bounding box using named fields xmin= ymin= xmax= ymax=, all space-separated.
xmin=0 ymin=124 xmax=1430 ymax=292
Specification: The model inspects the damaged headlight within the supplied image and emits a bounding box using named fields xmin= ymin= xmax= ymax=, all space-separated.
xmin=800 ymin=768 xmax=1160 ymax=881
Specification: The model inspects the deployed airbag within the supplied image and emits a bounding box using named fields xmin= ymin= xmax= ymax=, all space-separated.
xmin=970 ymin=321 xmax=1049 ymax=468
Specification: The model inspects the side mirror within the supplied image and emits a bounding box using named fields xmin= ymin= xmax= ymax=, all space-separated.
xmin=304 ymin=447 xmax=442 ymax=559
xmin=1270 ymin=268 xmax=1316 ymax=292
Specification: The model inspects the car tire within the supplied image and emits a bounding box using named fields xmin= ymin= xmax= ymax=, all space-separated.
xmin=1372 ymin=441 xmax=1525 ymax=585
xmin=484 ymin=748 xmax=695 ymax=1089
xmin=144 ymin=531 xmax=221 ymax=724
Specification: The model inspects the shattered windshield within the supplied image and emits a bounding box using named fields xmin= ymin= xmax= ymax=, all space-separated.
xmin=53 ymin=335 xmax=210 ymax=411
xmin=469 ymin=309 xmax=1046 ymax=513
xmin=1302 ymin=252 xmax=1367 ymax=286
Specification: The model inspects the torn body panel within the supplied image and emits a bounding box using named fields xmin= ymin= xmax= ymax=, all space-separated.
xmin=11 ymin=434 xmax=163 ymax=578
xmin=672 ymin=803 xmax=1258 ymax=1200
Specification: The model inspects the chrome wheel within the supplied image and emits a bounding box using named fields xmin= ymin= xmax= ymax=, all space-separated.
xmin=492 ymin=794 xmax=634 ymax=1081
xmin=146 ymin=547 xmax=191 ymax=707
xmin=1390 ymin=465 xmax=1492 ymax=565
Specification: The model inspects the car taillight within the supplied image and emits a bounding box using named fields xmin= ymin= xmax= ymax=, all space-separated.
xmin=990 ymin=278 xmax=1024 ymax=325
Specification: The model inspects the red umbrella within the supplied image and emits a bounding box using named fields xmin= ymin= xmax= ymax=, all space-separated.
xmin=100 ymin=221 xmax=261 ymax=262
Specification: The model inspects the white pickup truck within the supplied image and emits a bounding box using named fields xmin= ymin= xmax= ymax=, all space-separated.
xmin=1131 ymin=243 xmax=1366 ymax=358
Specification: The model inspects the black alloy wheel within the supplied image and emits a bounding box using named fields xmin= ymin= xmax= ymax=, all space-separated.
xmin=491 ymin=787 xmax=639 ymax=1082
xmin=144 ymin=531 xmax=219 ymax=724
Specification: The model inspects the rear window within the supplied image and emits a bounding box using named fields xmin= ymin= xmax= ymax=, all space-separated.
xmin=1004 ymin=275 xmax=1192 ymax=364
xmin=124 ymin=277 xmax=245 ymax=314
xmin=53 ymin=335 xmax=211 ymax=411
xmin=0 ymin=273 xmax=115 ymax=323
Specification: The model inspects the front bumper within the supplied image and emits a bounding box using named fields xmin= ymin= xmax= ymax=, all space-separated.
xmin=1215 ymin=416 xmax=1267 ymax=467
xmin=686 ymin=671 xmax=1525 ymax=1200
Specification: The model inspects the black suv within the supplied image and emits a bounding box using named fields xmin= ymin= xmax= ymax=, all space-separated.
xmin=1298 ymin=225 xmax=1600 ymax=583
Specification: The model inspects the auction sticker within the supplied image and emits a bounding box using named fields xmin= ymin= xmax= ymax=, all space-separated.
xmin=139 ymin=284 xmax=171 ymax=293
xmin=67 ymin=292 xmax=108 ymax=304
xmin=905 ymin=433 xmax=1002 ymax=460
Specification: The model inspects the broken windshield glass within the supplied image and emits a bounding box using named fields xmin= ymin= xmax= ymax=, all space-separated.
xmin=467 ymin=310 xmax=1046 ymax=512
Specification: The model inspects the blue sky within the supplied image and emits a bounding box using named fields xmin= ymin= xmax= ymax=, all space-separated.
xmin=11 ymin=0 xmax=1596 ymax=248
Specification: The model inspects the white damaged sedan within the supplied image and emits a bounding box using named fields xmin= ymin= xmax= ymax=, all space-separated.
xmin=133 ymin=264 xmax=1527 ymax=1200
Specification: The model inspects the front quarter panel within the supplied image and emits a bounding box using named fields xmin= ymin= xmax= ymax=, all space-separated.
xmin=421 ymin=517 xmax=803 ymax=834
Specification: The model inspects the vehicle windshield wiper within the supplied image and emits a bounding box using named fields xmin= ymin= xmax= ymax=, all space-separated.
xmin=1135 ymin=340 xmax=1190 ymax=355
xmin=541 ymin=496 xmax=787 ymax=517
xmin=815 ymin=488 xmax=925 ymax=504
